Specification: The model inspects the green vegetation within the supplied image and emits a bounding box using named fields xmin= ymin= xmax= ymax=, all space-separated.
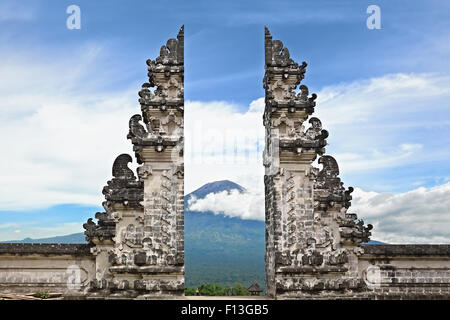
xmin=34 ymin=290 xmax=50 ymax=299
xmin=185 ymin=283 xmax=252 ymax=296
xmin=185 ymin=208 xmax=266 ymax=289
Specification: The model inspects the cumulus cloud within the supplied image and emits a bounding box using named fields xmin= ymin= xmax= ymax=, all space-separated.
xmin=0 ymin=48 xmax=138 ymax=210
xmin=313 ymin=73 xmax=450 ymax=177
xmin=0 ymin=43 xmax=267 ymax=210
xmin=352 ymin=183 xmax=450 ymax=244
xmin=186 ymin=182 xmax=450 ymax=243
xmin=1 ymin=40 xmax=450 ymax=244
xmin=186 ymin=73 xmax=450 ymax=196
xmin=1 ymin=70 xmax=449 ymax=206
xmin=316 ymin=73 xmax=450 ymax=125
xmin=187 ymin=189 xmax=264 ymax=221
xmin=184 ymin=98 xmax=265 ymax=194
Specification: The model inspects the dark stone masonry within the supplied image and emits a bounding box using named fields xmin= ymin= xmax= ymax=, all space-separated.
xmin=363 ymin=245 xmax=450 ymax=256
xmin=0 ymin=244 xmax=92 ymax=256
xmin=262 ymin=27 xmax=450 ymax=299
xmin=81 ymin=25 xmax=185 ymax=299
xmin=0 ymin=26 xmax=449 ymax=299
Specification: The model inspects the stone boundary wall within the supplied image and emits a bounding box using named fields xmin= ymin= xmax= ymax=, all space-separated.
xmin=359 ymin=244 xmax=450 ymax=299
xmin=0 ymin=243 xmax=91 ymax=255
xmin=362 ymin=244 xmax=450 ymax=256
xmin=0 ymin=243 xmax=449 ymax=299
xmin=0 ymin=244 xmax=95 ymax=295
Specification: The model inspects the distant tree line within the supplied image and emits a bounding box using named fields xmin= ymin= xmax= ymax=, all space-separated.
xmin=185 ymin=283 xmax=254 ymax=296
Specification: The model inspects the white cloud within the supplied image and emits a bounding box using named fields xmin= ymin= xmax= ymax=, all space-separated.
xmin=183 ymin=72 xmax=450 ymax=243
xmin=352 ymin=183 xmax=450 ymax=244
xmin=27 ymin=222 xmax=84 ymax=239
xmin=311 ymin=73 xmax=450 ymax=188
xmin=184 ymin=98 xmax=265 ymax=194
xmin=0 ymin=48 xmax=138 ymax=210
xmin=316 ymin=73 xmax=450 ymax=127
xmin=186 ymin=73 xmax=450 ymax=195
xmin=188 ymin=189 xmax=264 ymax=221
xmin=0 ymin=223 xmax=19 ymax=229
xmin=1 ymin=69 xmax=449 ymax=211
xmin=186 ymin=182 xmax=450 ymax=244
xmin=0 ymin=46 xmax=267 ymax=210
xmin=0 ymin=41 xmax=450 ymax=244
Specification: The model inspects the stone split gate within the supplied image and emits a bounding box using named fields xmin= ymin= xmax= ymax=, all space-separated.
xmin=0 ymin=26 xmax=449 ymax=299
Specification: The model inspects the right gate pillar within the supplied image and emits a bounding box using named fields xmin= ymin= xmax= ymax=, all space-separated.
xmin=263 ymin=27 xmax=373 ymax=299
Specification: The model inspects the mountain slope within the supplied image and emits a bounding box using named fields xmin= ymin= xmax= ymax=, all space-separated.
xmin=1 ymin=232 xmax=86 ymax=244
xmin=183 ymin=180 xmax=264 ymax=288
xmin=185 ymin=180 xmax=245 ymax=202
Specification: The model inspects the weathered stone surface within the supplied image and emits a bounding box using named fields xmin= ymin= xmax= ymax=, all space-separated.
xmin=263 ymin=27 xmax=450 ymax=300
xmin=82 ymin=26 xmax=185 ymax=299
xmin=102 ymin=153 xmax=144 ymax=207
xmin=0 ymin=244 xmax=92 ymax=255
xmin=83 ymin=153 xmax=144 ymax=245
xmin=263 ymin=27 xmax=315 ymax=123
xmin=359 ymin=244 xmax=450 ymax=299
xmin=363 ymin=245 xmax=450 ymax=256
xmin=264 ymin=27 xmax=373 ymax=299
xmin=0 ymin=244 xmax=95 ymax=295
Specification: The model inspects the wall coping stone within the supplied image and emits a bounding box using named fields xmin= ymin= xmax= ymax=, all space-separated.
xmin=0 ymin=243 xmax=92 ymax=256
xmin=362 ymin=244 xmax=450 ymax=256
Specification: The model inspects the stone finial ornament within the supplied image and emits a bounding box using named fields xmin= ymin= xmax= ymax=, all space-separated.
xmin=263 ymin=28 xmax=316 ymax=125
xmin=127 ymin=114 xmax=148 ymax=140
xmin=315 ymin=155 xmax=354 ymax=209
xmin=83 ymin=154 xmax=143 ymax=245
xmin=102 ymin=154 xmax=143 ymax=207
xmin=111 ymin=154 xmax=137 ymax=180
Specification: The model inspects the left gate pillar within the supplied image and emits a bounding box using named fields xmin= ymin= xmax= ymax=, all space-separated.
xmin=83 ymin=26 xmax=185 ymax=299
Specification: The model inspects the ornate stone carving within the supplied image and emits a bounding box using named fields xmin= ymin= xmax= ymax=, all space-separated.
xmin=263 ymin=27 xmax=315 ymax=122
xmin=314 ymin=155 xmax=353 ymax=210
xmin=301 ymin=251 xmax=324 ymax=266
xmin=86 ymin=212 xmax=115 ymax=243
xmin=127 ymin=114 xmax=148 ymax=140
xmin=278 ymin=117 xmax=328 ymax=155
xmin=130 ymin=26 xmax=184 ymax=165
xmin=339 ymin=213 xmax=373 ymax=245
xmin=138 ymin=25 xmax=184 ymax=116
xmin=84 ymin=27 xmax=184 ymax=297
xmin=83 ymin=218 xmax=97 ymax=243
xmin=83 ymin=154 xmax=143 ymax=245
xmin=137 ymin=164 xmax=152 ymax=179
xmin=102 ymin=154 xmax=144 ymax=208
xmin=264 ymin=28 xmax=373 ymax=299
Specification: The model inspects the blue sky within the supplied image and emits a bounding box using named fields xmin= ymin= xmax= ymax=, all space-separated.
xmin=0 ymin=0 xmax=450 ymax=243
xmin=5 ymin=0 xmax=450 ymax=103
